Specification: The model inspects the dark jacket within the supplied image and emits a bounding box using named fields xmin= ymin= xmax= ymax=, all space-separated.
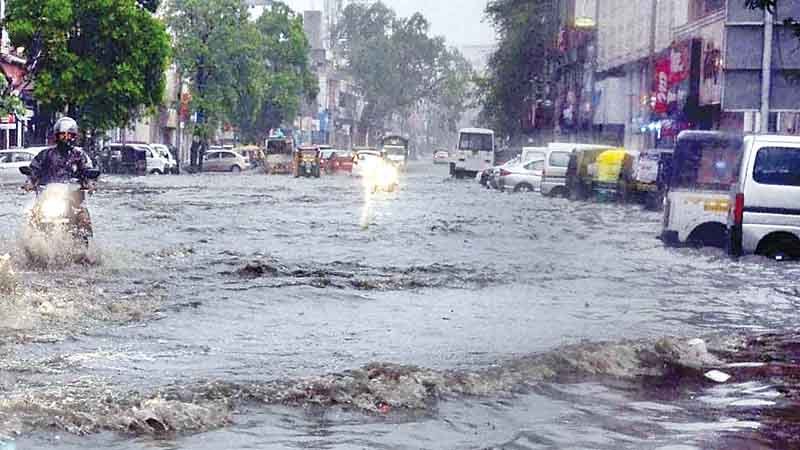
xmin=29 ymin=146 xmax=91 ymax=186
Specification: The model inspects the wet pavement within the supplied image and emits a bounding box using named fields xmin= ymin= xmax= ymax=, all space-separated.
xmin=1 ymin=162 xmax=800 ymax=449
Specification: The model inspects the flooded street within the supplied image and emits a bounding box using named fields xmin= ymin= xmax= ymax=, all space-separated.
xmin=2 ymin=162 xmax=800 ymax=449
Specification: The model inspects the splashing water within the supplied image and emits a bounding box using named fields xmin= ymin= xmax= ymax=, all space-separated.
xmin=0 ymin=254 xmax=17 ymax=295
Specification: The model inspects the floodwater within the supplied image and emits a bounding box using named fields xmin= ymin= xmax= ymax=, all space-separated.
xmin=1 ymin=162 xmax=799 ymax=449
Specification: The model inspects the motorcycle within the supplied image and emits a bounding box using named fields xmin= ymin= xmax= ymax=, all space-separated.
xmin=19 ymin=166 xmax=100 ymax=251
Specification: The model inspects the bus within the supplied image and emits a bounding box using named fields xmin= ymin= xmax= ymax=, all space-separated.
xmin=452 ymin=128 xmax=495 ymax=179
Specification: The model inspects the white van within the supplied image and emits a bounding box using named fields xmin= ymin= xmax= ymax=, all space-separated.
xmin=661 ymin=131 xmax=744 ymax=248
xmin=452 ymin=128 xmax=495 ymax=179
xmin=540 ymin=143 xmax=612 ymax=197
xmin=729 ymin=134 xmax=800 ymax=259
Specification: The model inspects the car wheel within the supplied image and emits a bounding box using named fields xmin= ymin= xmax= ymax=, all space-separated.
xmin=150 ymin=169 xmax=162 ymax=175
xmin=231 ymin=165 xmax=241 ymax=173
xmin=514 ymin=183 xmax=534 ymax=193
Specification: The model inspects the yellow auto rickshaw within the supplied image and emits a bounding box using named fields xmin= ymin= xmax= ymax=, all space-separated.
xmin=294 ymin=145 xmax=321 ymax=178
xmin=592 ymin=148 xmax=636 ymax=202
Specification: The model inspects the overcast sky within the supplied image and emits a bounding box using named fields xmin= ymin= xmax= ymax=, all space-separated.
xmin=285 ymin=0 xmax=497 ymax=47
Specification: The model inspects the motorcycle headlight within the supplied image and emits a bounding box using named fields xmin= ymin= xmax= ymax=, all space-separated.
xmin=40 ymin=198 xmax=68 ymax=219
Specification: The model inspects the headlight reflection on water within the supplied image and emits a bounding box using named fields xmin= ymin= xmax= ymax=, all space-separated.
xmin=359 ymin=161 xmax=400 ymax=229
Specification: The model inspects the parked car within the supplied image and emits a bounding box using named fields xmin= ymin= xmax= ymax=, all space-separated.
xmin=662 ymin=131 xmax=743 ymax=248
xmin=203 ymin=149 xmax=249 ymax=173
xmin=498 ymin=158 xmax=545 ymax=193
xmin=541 ymin=143 xmax=613 ymax=197
xmin=150 ymin=143 xmax=178 ymax=174
xmin=0 ymin=147 xmax=48 ymax=181
xmin=322 ymin=149 xmax=354 ymax=174
xmin=433 ymin=149 xmax=450 ymax=164
xmin=482 ymin=156 xmax=521 ymax=189
xmin=103 ymin=143 xmax=150 ymax=175
xmin=729 ymin=134 xmax=800 ymax=260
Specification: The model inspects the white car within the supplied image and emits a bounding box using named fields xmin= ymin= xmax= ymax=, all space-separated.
xmin=497 ymin=158 xmax=545 ymax=193
xmin=0 ymin=147 xmax=48 ymax=181
xmin=352 ymin=150 xmax=382 ymax=178
xmin=150 ymin=144 xmax=178 ymax=174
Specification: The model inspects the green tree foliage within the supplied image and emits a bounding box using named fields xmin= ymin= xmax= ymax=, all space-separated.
xmin=0 ymin=77 xmax=24 ymax=118
xmin=334 ymin=2 xmax=473 ymax=139
xmin=5 ymin=0 xmax=170 ymax=135
xmin=168 ymin=0 xmax=317 ymax=146
xmin=237 ymin=2 xmax=318 ymax=143
xmin=477 ymin=0 xmax=561 ymax=139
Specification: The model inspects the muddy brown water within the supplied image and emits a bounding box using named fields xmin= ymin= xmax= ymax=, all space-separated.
xmin=1 ymin=163 xmax=799 ymax=449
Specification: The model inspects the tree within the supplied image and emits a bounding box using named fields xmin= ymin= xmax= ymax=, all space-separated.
xmin=478 ymin=0 xmax=561 ymax=139
xmin=4 ymin=0 xmax=170 ymax=146
xmin=236 ymin=2 xmax=318 ymax=144
xmin=168 ymin=0 xmax=253 ymax=167
xmin=333 ymin=2 xmax=471 ymax=143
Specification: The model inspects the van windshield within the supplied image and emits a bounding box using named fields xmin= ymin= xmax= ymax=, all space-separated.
xmin=671 ymin=137 xmax=742 ymax=190
xmin=459 ymin=133 xmax=493 ymax=152
xmin=754 ymin=147 xmax=800 ymax=186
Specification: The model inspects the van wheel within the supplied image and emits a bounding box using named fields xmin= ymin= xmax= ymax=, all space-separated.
xmin=550 ymin=186 xmax=568 ymax=198
xmin=687 ymin=222 xmax=728 ymax=249
xmin=514 ymin=183 xmax=534 ymax=193
xmin=231 ymin=165 xmax=241 ymax=173
xmin=150 ymin=169 xmax=162 ymax=175
xmin=758 ymin=234 xmax=800 ymax=261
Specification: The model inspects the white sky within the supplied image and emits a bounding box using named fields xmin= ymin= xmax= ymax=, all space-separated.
xmin=284 ymin=0 xmax=497 ymax=47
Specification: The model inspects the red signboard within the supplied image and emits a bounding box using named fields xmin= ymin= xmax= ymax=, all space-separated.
xmin=654 ymin=57 xmax=670 ymax=114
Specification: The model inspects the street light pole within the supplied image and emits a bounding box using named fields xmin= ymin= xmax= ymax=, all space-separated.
xmin=760 ymin=7 xmax=774 ymax=133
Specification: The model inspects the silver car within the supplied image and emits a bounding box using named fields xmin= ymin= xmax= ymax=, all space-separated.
xmin=497 ymin=158 xmax=545 ymax=193
xmin=729 ymin=134 xmax=800 ymax=259
xmin=203 ymin=150 xmax=248 ymax=173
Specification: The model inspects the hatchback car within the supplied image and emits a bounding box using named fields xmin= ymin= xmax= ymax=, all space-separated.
xmin=203 ymin=150 xmax=248 ymax=173
xmin=151 ymin=143 xmax=178 ymax=174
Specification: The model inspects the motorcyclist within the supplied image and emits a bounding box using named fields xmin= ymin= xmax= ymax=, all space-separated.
xmin=24 ymin=117 xmax=93 ymax=191
xmin=22 ymin=117 xmax=95 ymax=239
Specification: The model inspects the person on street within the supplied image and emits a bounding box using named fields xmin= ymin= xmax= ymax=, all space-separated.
xmin=24 ymin=117 xmax=93 ymax=190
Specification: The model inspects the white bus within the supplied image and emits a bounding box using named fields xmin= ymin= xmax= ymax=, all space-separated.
xmin=452 ymin=128 xmax=495 ymax=179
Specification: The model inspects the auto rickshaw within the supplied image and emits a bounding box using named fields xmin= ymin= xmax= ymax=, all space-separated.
xmin=380 ymin=135 xmax=409 ymax=171
xmin=294 ymin=145 xmax=321 ymax=178
xmin=566 ymin=148 xmax=608 ymax=201
xmin=591 ymin=148 xmax=636 ymax=202
xmin=631 ymin=148 xmax=674 ymax=210
xmin=264 ymin=137 xmax=294 ymax=174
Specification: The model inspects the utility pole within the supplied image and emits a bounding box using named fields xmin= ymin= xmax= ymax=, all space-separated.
xmin=760 ymin=7 xmax=774 ymax=133
xmin=647 ymin=0 xmax=658 ymax=147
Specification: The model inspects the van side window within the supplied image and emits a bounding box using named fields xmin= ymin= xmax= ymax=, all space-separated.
xmin=754 ymin=147 xmax=800 ymax=186
xmin=549 ymin=152 xmax=570 ymax=168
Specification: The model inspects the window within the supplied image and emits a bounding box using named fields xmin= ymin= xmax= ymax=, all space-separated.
xmin=525 ymin=160 xmax=544 ymax=171
xmin=754 ymin=147 xmax=800 ymax=186
xmin=12 ymin=152 xmax=32 ymax=162
xmin=549 ymin=151 xmax=571 ymax=168
xmin=459 ymin=133 xmax=493 ymax=152
xmin=0 ymin=153 xmax=10 ymax=163
xmin=672 ymin=141 xmax=741 ymax=190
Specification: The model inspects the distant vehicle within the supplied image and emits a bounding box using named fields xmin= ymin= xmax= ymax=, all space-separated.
xmin=661 ymin=131 xmax=743 ymax=248
xmin=293 ymin=145 xmax=321 ymax=178
xmin=631 ymin=149 xmax=673 ymax=210
xmin=729 ymin=134 xmax=800 ymax=260
xmin=103 ymin=143 xmax=150 ymax=175
xmin=591 ymin=149 xmax=637 ymax=202
xmin=381 ymin=135 xmax=410 ymax=170
xmin=321 ymin=149 xmax=354 ymax=174
xmin=264 ymin=137 xmax=294 ymax=174
xmin=541 ymin=143 xmax=613 ymax=197
xmin=352 ymin=148 xmax=382 ymax=178
xmin=452 ymin=128 xmax=495 ymax=179
xmin=0 ymin=147 xmax=48 ymax=181
xmin=498 ymin=158 xmax=545 ymax=193
xmin=203 ymin=149 xmax=248 ymax=173
xmin=234 ymin=145 xmax=264 ymax=170
xmin=482 ymin=156 xmax=521 ymax=189
xmin=433 ymin=149 xmax=450 ymax=164
xmin=150 ymin=144 xmax=178 ymax=174
xmin=565 ymin=148 xmax=607 ymax=201
xmin=521 ymin=146 xmax=547 ymax=165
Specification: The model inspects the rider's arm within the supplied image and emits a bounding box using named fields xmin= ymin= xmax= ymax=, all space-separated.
xmin=27 ymin=150 xmax=47 ymax=187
